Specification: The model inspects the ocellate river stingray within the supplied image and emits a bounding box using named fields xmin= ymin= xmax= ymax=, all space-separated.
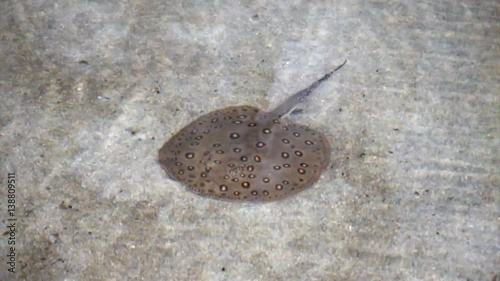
xmin=159 ymin=61 xmax=346 ymax=201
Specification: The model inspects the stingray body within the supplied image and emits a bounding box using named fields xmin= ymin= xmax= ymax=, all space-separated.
xmin=159 ymin=61 xmax=346 ymax=201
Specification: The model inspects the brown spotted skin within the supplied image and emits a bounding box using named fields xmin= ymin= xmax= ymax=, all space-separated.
xmin=159 ymin=62 xmax=345 ymax=201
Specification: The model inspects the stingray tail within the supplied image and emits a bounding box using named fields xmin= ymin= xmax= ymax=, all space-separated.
xmin=270 ymin=60 xmax=347 ymax=118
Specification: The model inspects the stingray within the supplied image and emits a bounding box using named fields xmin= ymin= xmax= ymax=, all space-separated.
xmin=159 ymin=61 xmax=346 ymax=202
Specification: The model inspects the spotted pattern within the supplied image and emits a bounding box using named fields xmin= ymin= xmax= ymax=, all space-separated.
xmin=158 ymin=104 xmax=331 ymax=202
xmin=158 ymin=63 xmax=344 ymax=202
